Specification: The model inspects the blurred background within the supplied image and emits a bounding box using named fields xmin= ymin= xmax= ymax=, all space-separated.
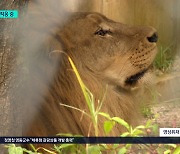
xmin=78 ymin=0 xmax=180 ymax=49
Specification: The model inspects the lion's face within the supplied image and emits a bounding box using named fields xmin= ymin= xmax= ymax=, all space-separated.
xmin=58 ymin=12 xmax=158 ymax=89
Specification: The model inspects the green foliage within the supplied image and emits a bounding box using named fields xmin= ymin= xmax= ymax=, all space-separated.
xmin=104 ymin=120 xmax=115 ymax=135
xmin=112 ymin=117 xmax=130 ymax=130
xmin=88 ymin=145 xmax=101 ymax=154
xmin=53 ymin=144 xmax=86 ymax=154
xmin=5 ymin=144 xmax=41 ymax=154
xmin=6 ymin=143 xmax=180 ymax=154
xmin=118 ymin=147 xmax=127 ymax=154
xmin=141 ymin=106 xmax=154 ymax=118
xmin=7 ymin=144 xmax=24 ymax=154
xmin=153 ymin=44 xmax=174 ymax=72
xmin=173 ymin=146 xmax=180 ymax=154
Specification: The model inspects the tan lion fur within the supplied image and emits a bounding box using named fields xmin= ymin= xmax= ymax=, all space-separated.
xmin=23 ymin=12 xmax=157 ymax=140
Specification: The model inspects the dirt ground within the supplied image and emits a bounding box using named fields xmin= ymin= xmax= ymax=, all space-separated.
xmin=151 ymin=101 xmax=180 ymax=128
xmin=143 ymin=56 xmax=180 ymax=130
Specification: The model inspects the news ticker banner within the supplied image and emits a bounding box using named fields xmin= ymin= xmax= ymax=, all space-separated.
xmin=0 ymin=10 xmax=18 ymax=18
xmin=0 ymin=137 xmax=179 ymax=144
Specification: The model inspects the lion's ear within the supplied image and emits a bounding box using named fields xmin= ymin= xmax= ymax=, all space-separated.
xmin=86 ymin=13 xmax=104 ymax=23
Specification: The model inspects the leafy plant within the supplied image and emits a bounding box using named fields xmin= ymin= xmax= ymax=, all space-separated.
xmin=67 ymin=56 xmax=100 ymax=136
xmin=5 ymin=144 xmax=41 ymax=154
xmin=141 ymin=106 xmax=154 ymax=118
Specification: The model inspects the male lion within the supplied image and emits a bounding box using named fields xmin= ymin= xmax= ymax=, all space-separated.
xmin=24 ymin=12 xmax=158 ymax=138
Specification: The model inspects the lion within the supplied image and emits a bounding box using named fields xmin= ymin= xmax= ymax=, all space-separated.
xmin=24 ymin=12 xmax=158 ymax=139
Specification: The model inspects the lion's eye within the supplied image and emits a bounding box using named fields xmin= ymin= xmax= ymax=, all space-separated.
xmin=95 ymin=28 xmax=111 ymax=36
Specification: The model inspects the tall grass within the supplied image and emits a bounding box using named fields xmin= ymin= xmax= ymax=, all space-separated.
xmin=153 ymin=44 xmax=174 ymax=72
xmin=68 ymin=56 xmax=99 ymax=136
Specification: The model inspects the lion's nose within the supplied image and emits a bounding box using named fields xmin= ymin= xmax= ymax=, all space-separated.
xmin=147 ymin=32 xmax=158 ymax=43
